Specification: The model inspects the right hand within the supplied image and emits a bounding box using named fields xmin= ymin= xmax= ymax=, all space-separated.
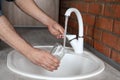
xmin=48 ymin=22 xmax=64 ymax=39
xmin=25 ymin=48 xmax=60 ymax=71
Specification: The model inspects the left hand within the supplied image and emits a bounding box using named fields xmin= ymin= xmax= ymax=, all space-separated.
xmin=48 ymin=23 xmax=64 ymax=39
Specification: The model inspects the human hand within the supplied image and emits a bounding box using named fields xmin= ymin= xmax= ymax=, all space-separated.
xmin=26 ymin=48 xmax=60 ymax=71
xmin=48 ymin=22 xmax=64 ymax=39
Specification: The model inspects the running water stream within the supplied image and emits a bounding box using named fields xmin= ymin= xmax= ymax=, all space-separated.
xmin=50 ymin=16 xmax=69 ymax=60
xmin=63 ymin=16 xmax=69 ymax=49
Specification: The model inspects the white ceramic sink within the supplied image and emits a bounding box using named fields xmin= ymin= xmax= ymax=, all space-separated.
xmin=7 ymin=46 xmax=105 ymax=80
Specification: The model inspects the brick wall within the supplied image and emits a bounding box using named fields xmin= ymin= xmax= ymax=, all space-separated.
xmin=59 ymin=0 xmax=120 ymax=64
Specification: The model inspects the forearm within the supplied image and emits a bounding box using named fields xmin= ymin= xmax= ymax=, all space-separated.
xmin=14 ymin=0 xmax=56 ymax=27
xmin=0 ymin=16 xmax=34 ymax=56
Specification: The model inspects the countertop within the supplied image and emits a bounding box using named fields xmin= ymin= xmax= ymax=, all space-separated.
xmin=0 ymin=28 xmax=120 ymax=80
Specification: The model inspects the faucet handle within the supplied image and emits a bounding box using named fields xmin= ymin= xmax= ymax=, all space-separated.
xmin=66 ymin=34 xmax=76 ymax=41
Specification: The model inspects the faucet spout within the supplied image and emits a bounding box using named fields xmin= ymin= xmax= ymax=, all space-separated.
xmin=64 ymin=8 xmax=84 ymax=54
xmin=65 ymin=8 xmax=83 ymax=37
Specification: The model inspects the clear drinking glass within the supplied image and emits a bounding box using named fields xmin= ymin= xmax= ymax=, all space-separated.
xmin=50 ymin=43 xmax=65 ymax=60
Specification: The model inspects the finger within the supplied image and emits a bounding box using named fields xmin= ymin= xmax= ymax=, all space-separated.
xmin=46 ymin=55 xmax=60 ymax=67
xmin=38 ymin=58 xmax=58 ymax=71
xmin=54 ymin=27 xmax=63 ymax=34
xmin=61 ymin=35 xmax=64 ymax=38
xmin=48 ymin=54 xmax=60 ymax=64
xmin=42 ymin=59 xmax=58 ymax=70
xmin=47 ymin=58 xmax=60 ymax=68
xmin=53 ymin=31 xmax=60 ymax=38
xmin=34 ymin=55 xmax=58 ymax=70
xmin=40 ymin=64 xmax=54 ymax=71
xmin=56 ymin=25 xmax=64 ymax=34
xmin=57 ymin=35 xmax=64 ymax=39
xmin=43 ymin=51 xmax=60 ymax=64
xmin=59 ymin=27 xmax=64 ymax=34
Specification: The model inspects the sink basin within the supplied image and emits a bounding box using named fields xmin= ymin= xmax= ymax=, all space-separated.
xmin=7 ymin=46 xmax=105 ymax=80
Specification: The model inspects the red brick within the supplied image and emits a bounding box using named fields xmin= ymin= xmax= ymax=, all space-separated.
xmin=88 ymin=3 xmax=104 ymax=15
xmin=70 ymin=13 xmax=78 ymax=19
xmin=113 ymin=20 xmax=120 ymax=35
xmin=84 ymin=36 xmax=94 ymax=46
xmin=94 ymin=41 xmax=111 ymax=57
xmin=76 ymin=2 xmax=89 ymax=12
xmin=70 ymin=25 xmax=78 ymax=34
xmin=105 ymin=36 xmax=120 ymax=52
xmin=116 ymin=38 xmax=120 ymax=51
xmin=72 ymin=28 xmax=78 ymax=35
xmin=95 ymin=17 xmax=113 ymax=31
xmin=68 ymin=14 xmax=78 ymax=27
xmin=104 ymin=4 xmax=120 ymax=18
xmin=68 ymin=18 xmax=75 ymax=27
xmin=102 ymin=32 xmax=118 ymax=49
xmin=96 ymin=0 xmax=107 ymax=2
xmin=67 ymin=18 xmax=78 ymax=34
xmin=84 ymin=0 xmax=96 ymax=2
xmin=82 ymin=14 xmax=95 ymax=26
xmin=84 ymin=25 xmax=88 ymax=36
xmin=96 ymin=0 xmax=120 ymax=3
xmin=94 ymin=28 xmax=102 ymax=41
xmin=105 ymin=0 xmax=115 ymax=2
xmin=87 ymin=26 xmax=94 ymax=37
xmin=69 ymin=2 xmax=78 ymax=8
xmin=105 ymin=0 xmax=120 ymax=2
xmin=111 ymin=50 xmax=120 ymax=64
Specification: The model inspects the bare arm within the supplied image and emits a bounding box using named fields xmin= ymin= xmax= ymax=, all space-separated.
xmin=0 ymin=16 xmax=33 ymax=54
xmin=0 ymin=16 xmax=59 ymax=71
xmin=15 ymin=0 xmax=64 ymax=38
xmin=0 ymin=0 xmax=64 ymax=71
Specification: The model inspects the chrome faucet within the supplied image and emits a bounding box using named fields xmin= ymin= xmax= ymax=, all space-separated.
xmin=65 ymin=8 xmax=84 ymax=54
